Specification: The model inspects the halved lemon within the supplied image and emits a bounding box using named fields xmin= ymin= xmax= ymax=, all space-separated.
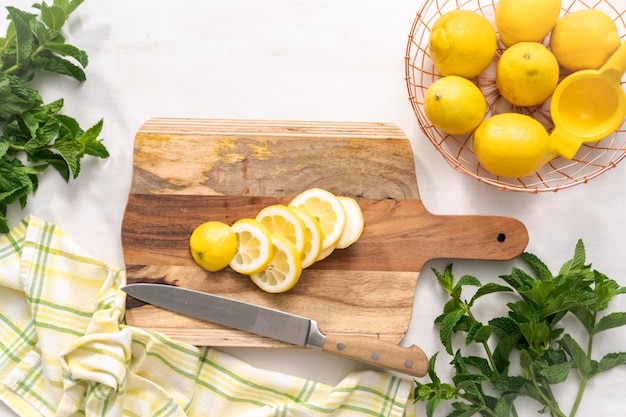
xmin=290 ymin=206 xmax=323 ymax=268
xmin=336 ymin=196 xmax=364 ymax=249
xmin=229 ymin=218 xmax=273 ymax=275
xmin=289 ymin=188 xmax=346 ymax=251
xmin=255 ymin=205 xmax=307 ymax=254
xmin=249 ymin=234 xmax=303 ymax=293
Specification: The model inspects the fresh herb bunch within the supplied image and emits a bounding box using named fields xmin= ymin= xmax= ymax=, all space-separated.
xmin=415 ymin=240 xmax=626 ymax=417
xmin=0 ymin=0 xmax=108 ymax=233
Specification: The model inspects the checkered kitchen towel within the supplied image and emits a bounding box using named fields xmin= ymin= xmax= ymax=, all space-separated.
xmin=0 ymin=216 xmax=415 ymax=417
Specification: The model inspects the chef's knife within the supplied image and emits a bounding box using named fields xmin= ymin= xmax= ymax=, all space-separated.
xmin=122 ymin=283 xmax=428 ymax=377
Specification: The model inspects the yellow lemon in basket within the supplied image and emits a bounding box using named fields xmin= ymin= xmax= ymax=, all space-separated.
xmin=429 ymin=9 xmax=497 ymax=78
xmin=473 ymin=113 xmax=557 ymax=178
xmin=495 ymin=0 xmax=561 ymax=47
xmin=496 ymin=42 xmax=559 ymax=107
xmin=550 ymin=9 xmax=621 ymax=71
xmin=424 ymin=75 xmax=487 ymax=135
xmin=189 ymin=221 xmax=238 ymax=272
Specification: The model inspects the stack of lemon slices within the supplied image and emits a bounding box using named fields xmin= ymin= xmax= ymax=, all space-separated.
xmin=188 ymin=188 xmax=364 ymax=293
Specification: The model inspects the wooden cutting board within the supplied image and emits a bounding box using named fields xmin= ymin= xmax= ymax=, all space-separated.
xmin=122 ymin=118 xmax=529 ymax=347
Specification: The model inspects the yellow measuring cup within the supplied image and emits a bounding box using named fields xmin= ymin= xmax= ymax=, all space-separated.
xmin=550 ymin=41 xmax=626 ymax=159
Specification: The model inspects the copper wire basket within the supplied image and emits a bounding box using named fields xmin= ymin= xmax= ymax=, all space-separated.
xmin=405 ymin=0 xmax=626 ymax=192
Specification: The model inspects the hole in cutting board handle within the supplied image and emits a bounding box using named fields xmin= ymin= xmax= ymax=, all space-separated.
xmin=497 ymin=233 xmax=506 ymax=243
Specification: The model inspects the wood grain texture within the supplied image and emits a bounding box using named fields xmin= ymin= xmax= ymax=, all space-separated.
xmin=122 ymin=118 xmax=529 ymax=347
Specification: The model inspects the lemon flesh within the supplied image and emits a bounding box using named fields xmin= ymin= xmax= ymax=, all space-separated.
xmin=249 ymin=234 xmax=302 ymax=293
xmin=289 ymin=188 xmax=346 ymax=251
xmin=429 ymin=9 xmax=497 ymax=78
xmin=495 ymin=0 xmax=561 ymax=47
xmin=229 ymin=218 xmax=274 ymax=275
xmin=290 ymin=206 xmax=323 ymax=269
xmin=255 ymin=204 xmax=307 ymax=255
xmin=473 ymin=113 xmax=556 ymax=178
xmin=336 ymin=196 xmax=364 ymax=249
xmin=189 ymin=221 xmax=238 ymax=272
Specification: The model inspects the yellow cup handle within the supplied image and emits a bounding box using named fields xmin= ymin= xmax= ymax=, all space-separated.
xmin=550 ymin=128 xmax=582 ymax=160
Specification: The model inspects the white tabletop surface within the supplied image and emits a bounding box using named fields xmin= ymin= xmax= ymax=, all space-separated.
xmin=3 ymin=1 xmax=626 ymax=415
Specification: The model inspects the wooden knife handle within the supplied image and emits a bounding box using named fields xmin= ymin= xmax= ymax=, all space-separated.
xmin=322 ymin=333 xmax=428 ymax=377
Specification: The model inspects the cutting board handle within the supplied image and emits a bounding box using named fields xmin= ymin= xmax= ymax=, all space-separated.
xmin=424 ymin=214 xmax=528 ymax=262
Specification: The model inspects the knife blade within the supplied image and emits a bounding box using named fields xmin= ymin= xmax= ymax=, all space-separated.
xmin=122 ymin=283 xmax=428 ymax=377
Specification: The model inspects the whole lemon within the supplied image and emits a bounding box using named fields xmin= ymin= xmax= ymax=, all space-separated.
xmin=424 ymin=75 xmax=487 ymax=135
xmin=495 ymin=0 xmax=561 ymax=47
xmin=473 ymin=113 xmax=556 ymax=178
xmin=189 ymin=221 xmax=238 ymax=272
xmin=429 ymin=10 xmax=497 ymax=78
xmin=550 ymin=9 xmax=620 ymax=71
xmin=496 ymin=42 xmax=559 ymax=107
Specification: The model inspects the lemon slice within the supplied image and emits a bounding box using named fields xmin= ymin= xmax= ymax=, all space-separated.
xmin=315 ymin=242 xmax=337 ymax=262
xmin=249 ymin=234 xmax=303 ymax=293
xmin=336 ymin=196 xmax=364 ymax=249
xmin=255 ymin=205 xmax=307 ymax=254
xmin=289 ymin=188 xmax=346 ymax=251
xmin=290 ymin=206 xmax=323 ymax=268
xmin=229 ymin=218 xmax=274 ymax=275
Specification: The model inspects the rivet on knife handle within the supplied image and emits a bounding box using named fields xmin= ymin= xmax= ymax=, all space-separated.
xmin=322 ymin=333 xmax=428 ymax=377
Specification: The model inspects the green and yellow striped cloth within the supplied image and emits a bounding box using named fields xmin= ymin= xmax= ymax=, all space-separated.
xmin=0 ymin=216 xmax=415 ymax=417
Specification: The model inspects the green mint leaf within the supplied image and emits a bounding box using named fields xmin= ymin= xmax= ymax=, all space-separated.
xmin=522 ymin=251 xmax=553 ymax=281
xmin=593 ymin=312 xmax=626 ymax=335
xmin=29 ymin=149 xmax=70 ymax=181
xmin=558 ymin=239 xmax=587 ymax=276
xmin=427 ymin=352 xmax=441 ymax=386
xmin=5 ymin=7 xmax=36 ymax=68
xmin=0 ymin=75 xmax=41 ymax=118
xmin=24 ymin=119 xmax=60 ymax=152
xmin=499 ymin=267 xmax=535 ymax=291
xmin=470 ymin=283 xmax=512 ymax=306
xmin=570 ymin=305 xmax=595 ymax=334
xmin=559 ymin=334 xmax=593 ymax=378
xmin=52 ymin=138 xmax=80 ymax=179
xmin=462 ymin=355 xmax=493 ymax=378
xmin=44 ymin=42 xmax=88 ymax=67
xmin=596 ymin=352 xmax=626 ymax=374
xmin=439 ymin=309 xmax=465 ymax=355
xmin=593 ymin=272 xmax=626 ymax=310
xmin=518 ymin=321 xmax=551 ymax=350
xmin=39 ymin=3 xmax=67 ymax=33
xmin=31 ymin=55 xmax=86 ymax=81
xmin=0 ymin=141 xmax=8 ymax=158
xmin=79 ymin=119 xmax=108 ymax=158
xmin=455 ymin=274 xmax=481 ymax=290
xmin=448 ymin=402 xmax=480 ymax=417
xmin=537 ymin=360 xmax=573 ymax=384
xmin=493 ymin=395 xmax=515 ymax=417
xmin=425 ymin=395 xmax=440 ymax=417
xmin=433 ymin=264 xmax=455 ymax=294
xmin=489 ymin=316 xmax=519 ymax=338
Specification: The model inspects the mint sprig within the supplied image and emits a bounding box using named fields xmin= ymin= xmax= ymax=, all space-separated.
xmin=415 ymin=240 xmax=626 ymax=417
xmin=0 ymin=0 xmax=108 ymax=233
